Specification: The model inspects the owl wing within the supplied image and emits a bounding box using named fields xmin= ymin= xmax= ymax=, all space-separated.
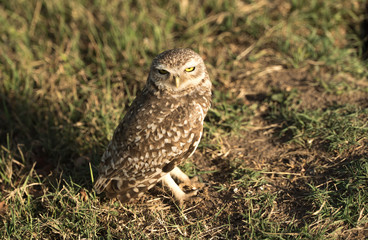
xmin=94 ymin=87 xmax=206 ymax=200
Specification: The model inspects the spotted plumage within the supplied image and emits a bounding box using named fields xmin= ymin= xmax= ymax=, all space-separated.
xmin=94 ymin=48 xmax=211 ymax=204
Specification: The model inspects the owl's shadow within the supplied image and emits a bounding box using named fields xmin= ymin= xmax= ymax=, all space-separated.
xmin=0 ymin=90 xmax=103 ymax=191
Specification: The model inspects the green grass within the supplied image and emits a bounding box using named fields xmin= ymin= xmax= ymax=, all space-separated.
xmin=268 ymin=89 xmax=368 ymax=151
xmin=1 ymin=0 xmax=368 ymax=239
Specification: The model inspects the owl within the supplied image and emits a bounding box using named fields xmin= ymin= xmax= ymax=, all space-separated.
xmin=94 ymin=48 xmax=212 ymax=205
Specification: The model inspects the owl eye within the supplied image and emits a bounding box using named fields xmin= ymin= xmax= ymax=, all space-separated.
xmin=185 ymin=67 xmax=195 ymax=72
xmin=158 ymin=69 xmax=169 ymax=75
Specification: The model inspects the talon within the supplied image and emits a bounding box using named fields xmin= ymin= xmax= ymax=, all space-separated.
xmin=176 ymin=190 xmax=201 ymax=207
xmin=161 ymin=167 xmax=206 ymax=206
xmin=179 ymin=178 xmax=204 ymax=190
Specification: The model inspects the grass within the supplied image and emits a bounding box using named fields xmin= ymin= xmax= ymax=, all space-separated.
xmin=1 ymin=0 xmax=368 ymax=239
xmin=268 ymin=89 xmax=368 ymax=151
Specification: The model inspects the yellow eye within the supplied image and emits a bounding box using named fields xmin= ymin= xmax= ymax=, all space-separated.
xmin=158 ymin=69 xmax=169 ymax=74
xmin=185 ymin=67 xmax=195 ymax=72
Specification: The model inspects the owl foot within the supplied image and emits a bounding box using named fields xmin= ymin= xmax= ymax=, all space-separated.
xmin=178 ymin=176 xmax=205 ymax=191
xmin=161 ymin=169 xmax=203 ymax=207
xmin=170 ymin=167 xmax=205 ymax=190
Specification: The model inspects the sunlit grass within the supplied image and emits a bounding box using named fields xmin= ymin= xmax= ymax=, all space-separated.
xmin=1 ymin=0 xmax=367 ymax=239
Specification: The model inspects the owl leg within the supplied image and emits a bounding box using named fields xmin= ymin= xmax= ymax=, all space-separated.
xmin=161 ymin=173 xmax=198 ymax=206
xmin=170 ymin=166 xmax=205 ymax=190
xmin=170 ymin=167 xmax=190 ymax=183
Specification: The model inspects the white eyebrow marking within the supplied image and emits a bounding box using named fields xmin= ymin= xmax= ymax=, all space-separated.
xmin=155 ymin=64 xmax=170 ymax=70
xmin=183 ymin=59 xmax=197 ymax=68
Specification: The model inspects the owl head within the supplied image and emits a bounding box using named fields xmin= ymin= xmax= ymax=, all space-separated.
xmin=148 ymin=48 xmax=208 ymax=92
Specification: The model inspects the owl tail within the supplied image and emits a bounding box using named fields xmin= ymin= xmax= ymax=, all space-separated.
xmin=93 ymin=177 xmax=110 ymax=194
xmin=94 ymin=177 xmax=141 ymax=203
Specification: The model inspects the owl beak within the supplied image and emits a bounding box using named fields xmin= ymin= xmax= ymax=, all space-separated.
xmin=175 ymin=76 xmax=180 ymax=88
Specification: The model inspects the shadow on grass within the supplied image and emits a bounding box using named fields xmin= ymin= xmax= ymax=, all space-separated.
xmin=360 ymin=1 xmax=368 ymax=60
xmin=277 ymin=151 xmax=368 ymax=233
xmin=0 ymin=89 xmax=103 ymax=191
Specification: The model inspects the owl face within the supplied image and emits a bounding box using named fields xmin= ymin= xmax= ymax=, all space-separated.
xmin=148 ymin=48 xmax=207 ymax=92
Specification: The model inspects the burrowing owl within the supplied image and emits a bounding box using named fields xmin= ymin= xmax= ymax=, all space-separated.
xmin=94 ymin=48 xmax=211 ymax=205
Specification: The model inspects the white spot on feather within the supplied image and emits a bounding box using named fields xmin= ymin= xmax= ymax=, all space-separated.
xmin=155 ymin=133 xmax=163 ymax=141
xmin=104 ymin=167 xmax=109 ymax=175
xmin=117 ymin=157 xmax=124 ymax=164
xmin=188 ymin=133 xmax=195 ymax=143
xmin=117 ymin=180 xmax=123 ymax=189
xmin=173 ymin=132 xmax=181 ymax=142
xmin=188 ymin=131 xmax=202 ymax=158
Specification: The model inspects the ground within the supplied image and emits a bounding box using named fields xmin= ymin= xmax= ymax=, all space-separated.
xmin=0 ymin=0 xmax=368 ymax=239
